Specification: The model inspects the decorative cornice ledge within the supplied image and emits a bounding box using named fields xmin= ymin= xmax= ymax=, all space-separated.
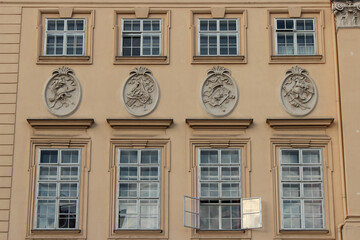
xmin=107 ymin=119 xmax=173 ymax=129
xmin=266 ymin=118 xmax=334 ymax=129
xmin=27 ymin=118 xmax=94 ymax=129
xmin=186 ymin=119 xmax=253 ymax=129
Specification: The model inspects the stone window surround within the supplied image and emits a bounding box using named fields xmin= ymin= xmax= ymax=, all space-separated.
xmin=36 ymin=8 xmax=95 ymax=65
xmin=190 ymin=8 xmax=248 ymax=64
xmin=114 ymin=8 xmax=170 ymax=65
xmin=267 ymin=8 xmax=325 ymax=64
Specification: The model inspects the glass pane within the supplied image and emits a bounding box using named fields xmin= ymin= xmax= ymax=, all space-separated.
xmin=123 ymin=20 xmax=132 ymax=31
xmin=60 ymin=183 xmax=78 ymax=197
xmin=38 ymin=183 xmax=57 ymax=197
xmin=282 ymin=200 xmax=301 ymax=228
xmin=40 ymin=150 xmax=58 ymax=164
xmin=303 ymin=166 xmax=321 ymax=181
xmin=200 ymin=203 xmax=219 ymax=230
xmin=132 ymin=47 xmax=140 ymax=56
xmin=152 ymin=47 xmax=160 ymax=55
xmin=61 ymin=150 xmax=79 ymax=164
xmin=67 ymin=20 xmax=75 ymax=30
xmin=281 ymin=166 xmax=300 ymax=181
xmin=140 ymin=183 xmax=159 ymax=198
xmin=56 ymin=20 xmax=64 ymax=30
xmin=141 ymin=150 xmax=158 ymax=164
xmin=200 ymin=183 xmax=218 ymax=197
xmin=200 ymin=20 xmax=208 ymax=31
xmin=118 ymin=199 xmax=137 ymax=229
xmin=37 ymin=200 xmax=56 ymax=229
xmin=296 ymin=19 xmax=305 ymax=30
xmin=143 ymin=20 xmax=151 ymax=31
xmin=119 ymin=183 xmax=137 ymax=197
xmin=281 ymin=150 xmax=299 ymax=164
xmin=303 ymin=150 xmax=320 ymax=163
xmin=220 ymin=20 xmax=228 ymax=31
xmin=58 ymin=200 xmax=77 ymax=228
xmin=304 ymin=200 xmax=324 ymax=229
xmin=200 ymin=150 xmax=218 ymax=164
xmin=152 ymin=20 xmax=160 ymax=31
xmin=285 ymin=20 xmax=294 ymax=29
xmin=200 ymin=167 xmax=218 ymax=180
xmin=282 ymin=183 xmax=300 ymax=198
xmin=120 ymin=150 xmax=137 ymax=164
xmin=208 ymin=20 xmax=217 ymax=30
xmin=140 ymin=167 xmax=159 ymax=180
xmin=140 ymin=200 xmax=159 ymax=229
xmin=228 ymin=20 xmax=237 ymax=30
xmin=221 ymin=167 xmax=240 ymax=180
xmin=119 ymin=167 xmax=137 ymax=180
xmin=60 ymin=167 xmax=79 ymax=180
xmin=305 ymin=20 xmax=314 ymax=30
xmin=304 ymin=183 xmax=322 ymax=198
xmin=47 ymin=20 xmax=56 ymax=30
xmin=277 ymin=19 xmax=285 ymax=29
xmin=221 ymin=150 xmax=239 ymax=164
xmin=39 ymin=166 xmax=57 ymax=181
xmin=221 ymin=183 xmax=240 ymax=197
xmin=76 ymin=20 xmax=84 ymax=30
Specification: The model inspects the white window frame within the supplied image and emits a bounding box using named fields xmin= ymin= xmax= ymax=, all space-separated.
xmin=34 ymin=148 xmax=81 ymax=230
xmin=279 ymin=148 xmax=326 ymax=230
xmin=121 ymin=19 xmax=162 ymax=56
xmin=274 ymin=18 xmax=316 ymax=55
xmin=197 ymin=19 xmax=239 ymax=56
xmin=197 ymin=148 xmax=242 ymax=231
xmin=116 ymin=148 xmax=161 ymax=230
xmin=44 ymin=18 xmax=86 ymax=56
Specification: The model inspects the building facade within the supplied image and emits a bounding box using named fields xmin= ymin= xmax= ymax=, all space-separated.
xmin=0 ymin=0 xmax=359 ymax=239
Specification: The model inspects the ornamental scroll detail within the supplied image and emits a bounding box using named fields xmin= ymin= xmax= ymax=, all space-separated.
xmin=332 ymin=1 xmax=360 ymax=28
xmin=201 ymin=66 xmax=238 ymax=116
xmin=280 ymin=66 xmax=318 ymax=116
xmin=44 ymin=66 xmax=82 ymax=116
xmin=122 ymin=67 xmax=160 ymax=116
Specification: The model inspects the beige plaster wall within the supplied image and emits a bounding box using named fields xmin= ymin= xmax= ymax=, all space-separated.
xmin=0 ymin=1 xmax=348 ymax=240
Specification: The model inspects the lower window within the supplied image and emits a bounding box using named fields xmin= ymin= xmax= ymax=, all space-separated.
xmin=198 ymin=149 xmax=241 ymax=230
xmin=35 ymin=149 xmax=80 ymax=229
xmin=117 ymin=149 xmax=161 ymax=230
xmin=280 ymin=148 xmax=325 ymax=230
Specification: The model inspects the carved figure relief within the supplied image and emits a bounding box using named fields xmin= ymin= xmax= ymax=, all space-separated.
xmin=201 ymin=66 xmax=238 ymax=116
xmin=122 ymin=67 xmax=160 ymax=116
xmin=44 ymin=66 xmax=82 ymax=116
xmin=333 ymin=1 xmax=360 ymax=28
xmin=280 ymin=66 xmax=318 ymax=116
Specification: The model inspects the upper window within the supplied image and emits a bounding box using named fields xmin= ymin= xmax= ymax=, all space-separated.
xmin=117 ymin=149 xmax=161 ymax=230
xmin=35 ymin=149 xmax=81 ymax=229
xmin=198 ymin=19 xmax=239 ymax=56
xmin=45 ymin=19 xmax=86 ymax=56
xmin=280 ymin=148 xmax=325 ymax=230
xmin=198 ymin=149 xmax=242 ymax=230
xmin=275 ymin=19 xmax=316 ymax=55
xmin=121 ymin=19 xmax=162 ymax=56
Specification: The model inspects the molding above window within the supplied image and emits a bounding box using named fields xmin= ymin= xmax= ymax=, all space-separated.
xmin=190 ymin=9 xmax=247 ymax=64
xmin=36 ymin=9 xmax=95 ymax=65
xmin=186 ymin=118 xmax=253 ymax=130
xmin=267 ymin=8 xmax=325 ymax=64
xmin=27 ymin=118 xmax=94 ymax=130
xmin=266 ymin=118 xmax=334 ymax=129
xmin=107 ymin=119 xmax=173 ymax=129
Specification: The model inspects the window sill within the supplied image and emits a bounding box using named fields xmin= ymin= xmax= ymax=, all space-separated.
xmin=37 ymin=55 xmax=92 ymax=65
xmin=114 ymin=229 xmax=162 ymax=233
xmin=31 ymin=229 xmax=81 ymax=234
xmin=192 ymin=55 xmax=246 ymax=64
xmin=114 ymin=56 xmax=169 ymax=65
xmin=196 ymin=229 xmax=245 ymax=233
xmin=269 ymin=54 xmax=324 ymax=64
xmin=279 ymin=229 xmax=329 ymax=234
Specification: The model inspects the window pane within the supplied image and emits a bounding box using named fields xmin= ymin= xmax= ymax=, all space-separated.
xmin=56 ymin=20 xmax=64 ymax=30
xmin=281 ymin=166 xmax=300 ymax=181
xmin=132 ymin=20 xmax=140 ymax=31
xmin=140 ymin=167 xmax=159 ymax=180
xmin=58 ymin=200 xmax=77 ymax=228
xmin=221 ymin=167 xmax=240 ymax=180
xmin=281 ymin=150 xmax=299 ymax=164
xmin=140 ymin=183 xmax=159 ymax=198
xmin=304 ymin=200 xmax=324 ymax=229
xmin=38 ymin=183 xmax=57 ymax=197
xmin=60 ymin=183 xmax=78 ymax=197
xmin=119 ymin=167 xmax=137 ymax=180
xmin=303 ymin=167 xmax=321 ymax=181
xmin=220 ymin=20 xmax=228 ymax=31
xmin=76 ymin=20 xmax=84 ymax=30
xmin=277 ymin=19 xmax=285 ymax=29
xmin=200 ymin=167 xmax=218 ymax=180
xmin=296 ymin=19 xmax=305 ymax=30
xmin=140 ymin=200 xmax=159 ymax=229
xmin=118 ymin=200 xmax=137 ymax=229
xmin=37 ymin=200 xmax=56 ymax=228
xmin=152 ymin=20 xmax=160 ymax=31
xmin=221 ymin=150 xmax=239 ymax=164
xmin=123 ymin=20 xmax=132 ymax=31
xmin=283 ymin=200 xmax=301 ymax=228
xmin=221 ymin=183 xmax=240 ymax=197
xmin=119 ymin=183 xmax=137 ymax=197
xmin=61 ymin=150 xmax=79 ymax=164
xmin=200 ymin=203 xmax=219 ymax=230
xmin=200 ymin=183 xmax=218 ymax=197
xmin=143 ymin=20 xmax=151 ymax=31
xmin=304 ymin=183 xmax=322 ymax=198
xmin=208 ymin=20 xmax=217 ymax=30
xmin=303 ymin=150 xmax=320 ymax=163
xmin=40 ymin=150 xmax=58 ymax=164
xmin=67 ymin=20 xmax=75 ymax=30
xmin=39 ymin=166 xmax=58 ymax=181
xmin=60 ymin=167 xmax=79 ymax=181
xmin=285 ymin=20 xmax=294 ymax=29
xmin=120 ymin=150 xmax=137 ymax=164
xmin=47 ymin=20 xmax=56 ymax=30
xmin=228 ymin=20 xmax=237 ymax=30
xmin=141 ymin=150 xmax=158 ymax=164
xmin=305 ymin=20 xmax=314 ymax=30
xmin=200 ymin=150 xmax=218 ymax=164
xmin=200 ymin=20 xmax=208 ymax=31
xmin=282 ymin=183 xmax=300 ymax=198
